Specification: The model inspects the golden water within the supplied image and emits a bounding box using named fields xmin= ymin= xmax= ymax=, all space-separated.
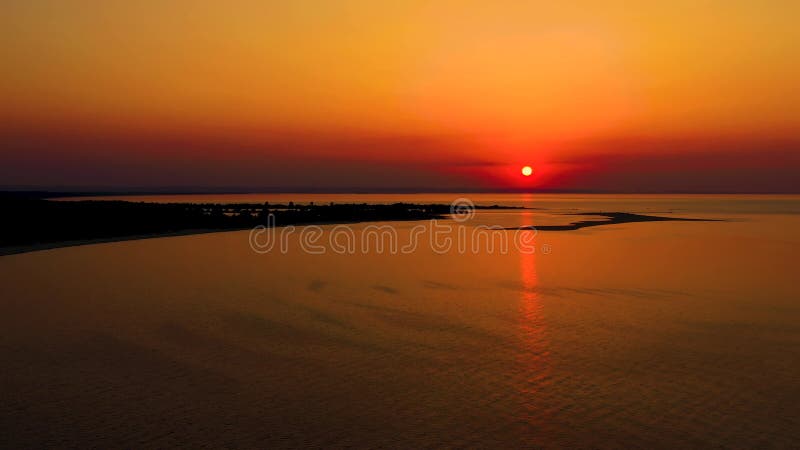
xmin=1 ymin=195 xmax=798 ymax=447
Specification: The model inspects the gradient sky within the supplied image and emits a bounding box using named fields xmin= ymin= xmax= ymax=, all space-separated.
xmin=2 ymin=0 xmax=799 ymax=192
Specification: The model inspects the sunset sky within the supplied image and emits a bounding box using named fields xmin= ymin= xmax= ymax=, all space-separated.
xmin=2 ymin=0 xmax=798 ymax=192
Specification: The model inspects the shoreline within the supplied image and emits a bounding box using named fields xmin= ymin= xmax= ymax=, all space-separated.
xmin=1 ymin=212 xmax=717 ymax=256
xmin=0 ymin=216 xmax=438 ymax=257
xmin=0 ymin=197 xmax=448 ymax=256
xmin=504 ymin=212 xmax=719 ymax=231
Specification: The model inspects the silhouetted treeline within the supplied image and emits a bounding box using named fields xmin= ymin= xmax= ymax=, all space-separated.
xmin=0 ymin=191 xmax=532 ymax=250
xmin=0 ymin=196 xmax=449 ymax=248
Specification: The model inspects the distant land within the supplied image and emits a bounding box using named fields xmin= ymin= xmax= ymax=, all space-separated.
xmin=0 ymin=192 xmax=450 ymax=255
xmin=1 ymin=192 xmax=715 ymax=255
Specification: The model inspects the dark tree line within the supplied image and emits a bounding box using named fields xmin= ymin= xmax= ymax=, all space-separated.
xmin=0 ymin=195 xmax=447 ymax=248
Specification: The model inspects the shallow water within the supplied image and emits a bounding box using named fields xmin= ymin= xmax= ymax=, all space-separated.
xmin=2 ymin=195 xmax=799 ymax=447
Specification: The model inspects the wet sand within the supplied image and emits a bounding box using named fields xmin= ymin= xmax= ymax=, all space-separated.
xmin=504 ymin=212 xmax=716 ymax=231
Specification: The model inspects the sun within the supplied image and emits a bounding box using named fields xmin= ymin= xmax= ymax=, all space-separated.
xmin=521 ymin=166 xmax=533 ymax=177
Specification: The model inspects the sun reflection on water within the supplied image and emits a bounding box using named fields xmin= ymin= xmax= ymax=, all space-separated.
xmin=517 ymin=209 xmax=552 ymax=429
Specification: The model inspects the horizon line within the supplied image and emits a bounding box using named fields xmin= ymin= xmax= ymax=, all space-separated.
xmin=3 ymin=188 xmax=800 ymax=197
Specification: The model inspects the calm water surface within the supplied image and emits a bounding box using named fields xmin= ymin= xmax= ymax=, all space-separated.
xmin=2 ymin=195 xmax=799 ymax=447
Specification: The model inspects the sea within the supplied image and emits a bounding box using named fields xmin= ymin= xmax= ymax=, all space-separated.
xmin=1 ymin=194 xmax=798 ymax=447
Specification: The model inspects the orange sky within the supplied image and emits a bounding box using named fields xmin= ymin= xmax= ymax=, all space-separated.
xmin=2 ymin=0 xmax=799 ymax=192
